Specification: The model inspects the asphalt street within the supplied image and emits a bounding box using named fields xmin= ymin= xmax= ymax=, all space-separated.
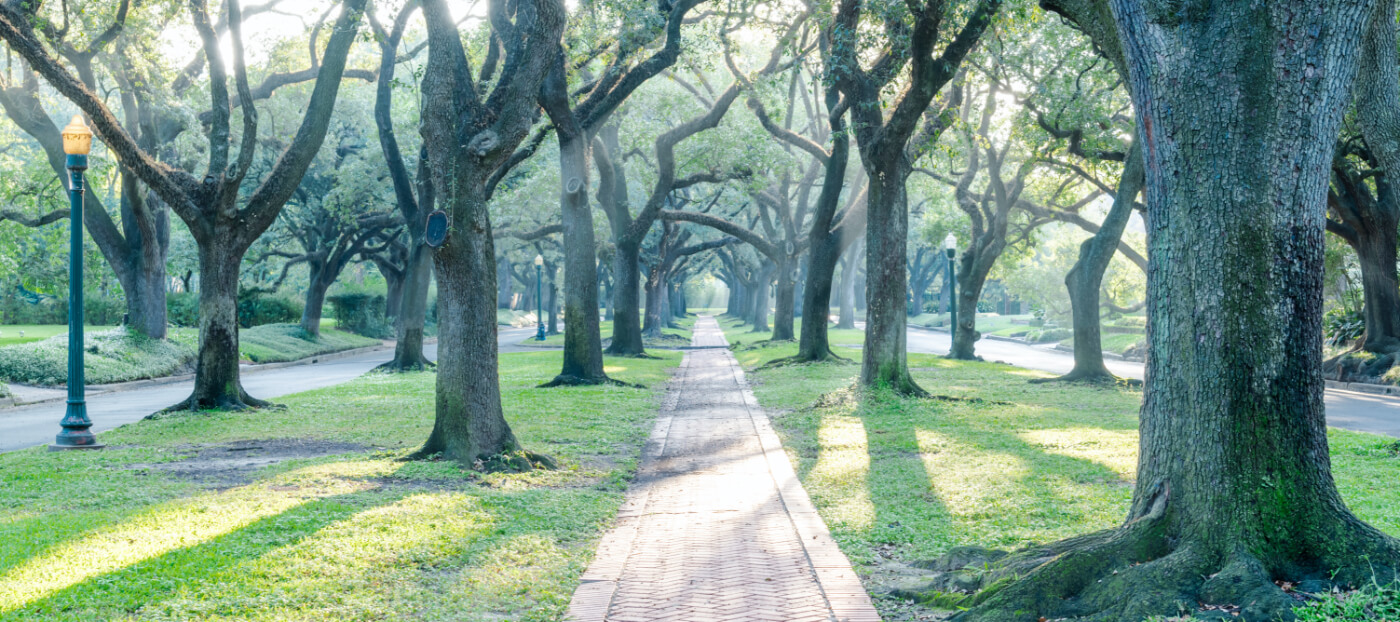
xmin=895 ymin=325 xmax=1400 ymax=438
xmin=0 ymin=326 xmax=540 ymax=453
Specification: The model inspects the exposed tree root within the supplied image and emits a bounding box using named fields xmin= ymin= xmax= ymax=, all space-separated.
xmin=897 ymin=489 xmax=1400 ymax=622
xmin=757 ymin=350 xmax=855 ymax=370
xmin=606 ymin=351 xmax=663 ymax=360
xmin=402 ymin=447 xmax=559 ymax=473
xmin=373 ymin=356 xmax=436 ymax=373
xmin=1324 ymin=345 xmax=1400 ymax=383
xmin=152 ymin=389 xmax=282 ymax=417
xmin=475 ymin=450 xmax=559 ymax=473
xmin=539 ymin=374 xmax=644 ymax=389
xmin=1029 ymin=369 xmax=1142 ymax=388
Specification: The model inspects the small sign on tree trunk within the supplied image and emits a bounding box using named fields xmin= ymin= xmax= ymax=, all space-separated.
xmin=424 ymin=210 xmax=449 ymax=248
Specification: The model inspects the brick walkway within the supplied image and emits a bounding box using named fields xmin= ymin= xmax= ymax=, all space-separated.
xmin=567 ymin=316 xmax=880 ymax=622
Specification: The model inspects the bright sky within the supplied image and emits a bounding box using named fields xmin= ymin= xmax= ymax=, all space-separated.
xmin=160 ymin=0 xmax=486 ymax=70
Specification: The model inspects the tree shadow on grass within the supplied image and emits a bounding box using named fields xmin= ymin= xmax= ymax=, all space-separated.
xmin=5 ymin=485 xmax=413 ymax=620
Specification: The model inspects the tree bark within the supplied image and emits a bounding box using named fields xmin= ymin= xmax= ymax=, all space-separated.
xmin=836 ymin=241 xmax=859 ymax=330
xmin=1355 ymin=221 xmax=1400 ymax=352
xmin=951 ymin=2 xmax=1400 ymax=619
xmin=1049 ymin=135 xmax=1145 ymax=382
xmin=749 ymin=261 xmax=772 ymax=333
xmin=771 ymin=259 xmax=796 ymax=340
xmin=540 ymin=69 xmax=607 ymax=384
xmin=300 ymin=262 xmax=330 ymax=336
xmin=861 ymin=166 xmax=921 ymax=392
xmin=497 ymin=257 xmax=513 ymax=309
xmin=388 ymin=241 xmax=434 ymax=370
xmin=411 ymin=0 xmax=564 ymax=464
xmin=181 ymin=242 xmax=269 ymax=410
xmin=607 ymin=241 xmax=646 ymax=355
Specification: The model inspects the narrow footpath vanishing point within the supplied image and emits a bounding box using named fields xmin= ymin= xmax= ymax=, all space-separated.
xmin=568 ymin=317 xmax=879 ymax=622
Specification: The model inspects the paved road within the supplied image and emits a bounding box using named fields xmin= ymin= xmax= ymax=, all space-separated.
xmin=567 ymin=317 xmax=879 ymax=622
xmin=892 ymin=325 xmax=1400 ymax=438
xmin=0 ymin=327 xmax=541 ymax=453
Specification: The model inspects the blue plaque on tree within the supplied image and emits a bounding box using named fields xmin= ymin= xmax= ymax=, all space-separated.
xmin=424 ymin=210 xmax=449 ymax=248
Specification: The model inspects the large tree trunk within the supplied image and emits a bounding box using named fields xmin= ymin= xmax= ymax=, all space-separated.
xmin=642 ymin=262 xmax=666 ymax=338
xmin=300 ymin=263 xmax=330 ymax=337
xmin=170 ymin=241 xmax=268 ymax=410
xmin=411 ymin=0 xmax=563 ymax=465
xmin=548 ymin=273 xmax=560 ymax=335
xmin=837 ymin=241 xmax=859 ymax=330
xmin=860 ymin=167 xmax=922 ymax=394
xmin=749 ymin=263 xmax=772 ymax=333
xmin=1049 ymin=136 xmax=1145 ymax=382
xmin=1354 ymin=216 xmax=1400 ymax=352
xmin=771 ymin=259 xmax=796 ymax=341
xmin=497 ymin=257 xmax=513 ymax=309
xmin=606 ymin=242 xmax=646 ymax=355
xmin=384 ymin=266 xmax=404 ymax=322
xmin=949 ymin=250 xmax=992 ymax=360
xmin=422 ymin=232 xmax=517 ymax=461
xmin=798 ymin=238 xmax=842 ymax=357
xmin=385 ymin=241 xmax=434 ymax=371
xmin=551 ymin=131 xmax=608 ymax=384
xmin=123 ymin=254 xmax=169 ymax=339
xmin=952 ymin=2 xmax=1400 ymax=619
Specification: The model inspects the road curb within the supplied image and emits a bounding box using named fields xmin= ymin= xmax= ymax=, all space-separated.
xmin=1325 ymin=379 xmax=1400 ymax=396
xmin=0 ymin=338 xmax=441 ymax=411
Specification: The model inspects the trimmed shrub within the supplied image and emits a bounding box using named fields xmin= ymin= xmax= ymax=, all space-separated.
xmin=0 ymin=327 xmax=198 ymax=386
xmin=1028 ymin=327 xmax=1072 ymax=343
xmin=328 ymin=293 xmax=392 ymax=338
xmin=238 ymin=292 xmax=303 ymax=328
xmin=167 ymin=292 xmax=199 ymax=327
xmin=239 ymin=323 xmax=381 ymax=363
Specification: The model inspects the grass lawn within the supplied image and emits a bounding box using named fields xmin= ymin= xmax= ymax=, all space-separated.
xmin=520 ymin=316 xmax=696 ymax=348
xmin=0 ymin=325 xmax=109 ymax=347
xmin=239 ymin=324 xmax=381 ymax=364
xmin=722 ymin=331 xmax=1400 ymax=620
xmin=0 ymin=325 xmax=380 ymax=387
xmin=1059 ymin=331 xmax=1144 ymax=356
xmin=497 ymin=309 xmax=539 ymax=327
xmin=0 ymin=350 xmax=681 ymax=621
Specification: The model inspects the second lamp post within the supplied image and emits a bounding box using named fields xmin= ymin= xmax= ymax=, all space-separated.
xmin=944 ymin=233 xmax=957 ymax=331
xmin=534 ymin=255 xmax=546 ymax=341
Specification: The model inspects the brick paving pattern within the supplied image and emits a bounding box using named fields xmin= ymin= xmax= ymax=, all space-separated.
xmin=567 ymin=316 xmax=880 ymax=622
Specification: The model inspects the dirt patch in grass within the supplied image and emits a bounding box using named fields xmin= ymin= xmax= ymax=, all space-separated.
xmin=130 ymin=438 xmax=369 ymax=488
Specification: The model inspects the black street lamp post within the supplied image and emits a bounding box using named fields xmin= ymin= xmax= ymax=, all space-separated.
xmin=52 ymin=115 xmax=102 ymax=451
xmin=534 ymin=255 xmax=546 ymax=341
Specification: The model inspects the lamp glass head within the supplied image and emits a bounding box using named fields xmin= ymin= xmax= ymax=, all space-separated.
xmin=534 ymin=254 xmax=544 ymax=267
xmin=943 ymin=233 xmax=957 ymax=251
xmin=62 ymin=115 xmax=93 ymax=156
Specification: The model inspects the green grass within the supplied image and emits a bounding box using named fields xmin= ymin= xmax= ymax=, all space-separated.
xmin=238 ymin=324 xmax=381 ymax=364
xmin=0 ymin=350 xmax=681 ymax=621
xmin=497 ymin=309 xmax=539 ymax=327
xmin=0 ymin=327 xmax=199 ymax=386
xmin=725 ymin=337 xmax=1400 ymax=619
xmin=0 ymin=324 xmax=381 ymax=387
xmin=1058 ymin=332 xmax=1144 ymax=356
xmin=0 ymin=325 xmax=99 ymax=347
xmin=520 ymin=317 xmax=695 ymax=348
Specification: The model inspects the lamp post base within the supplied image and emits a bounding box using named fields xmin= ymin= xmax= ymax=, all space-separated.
xmin=50 ymin=401 xmax=103 ymax=450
